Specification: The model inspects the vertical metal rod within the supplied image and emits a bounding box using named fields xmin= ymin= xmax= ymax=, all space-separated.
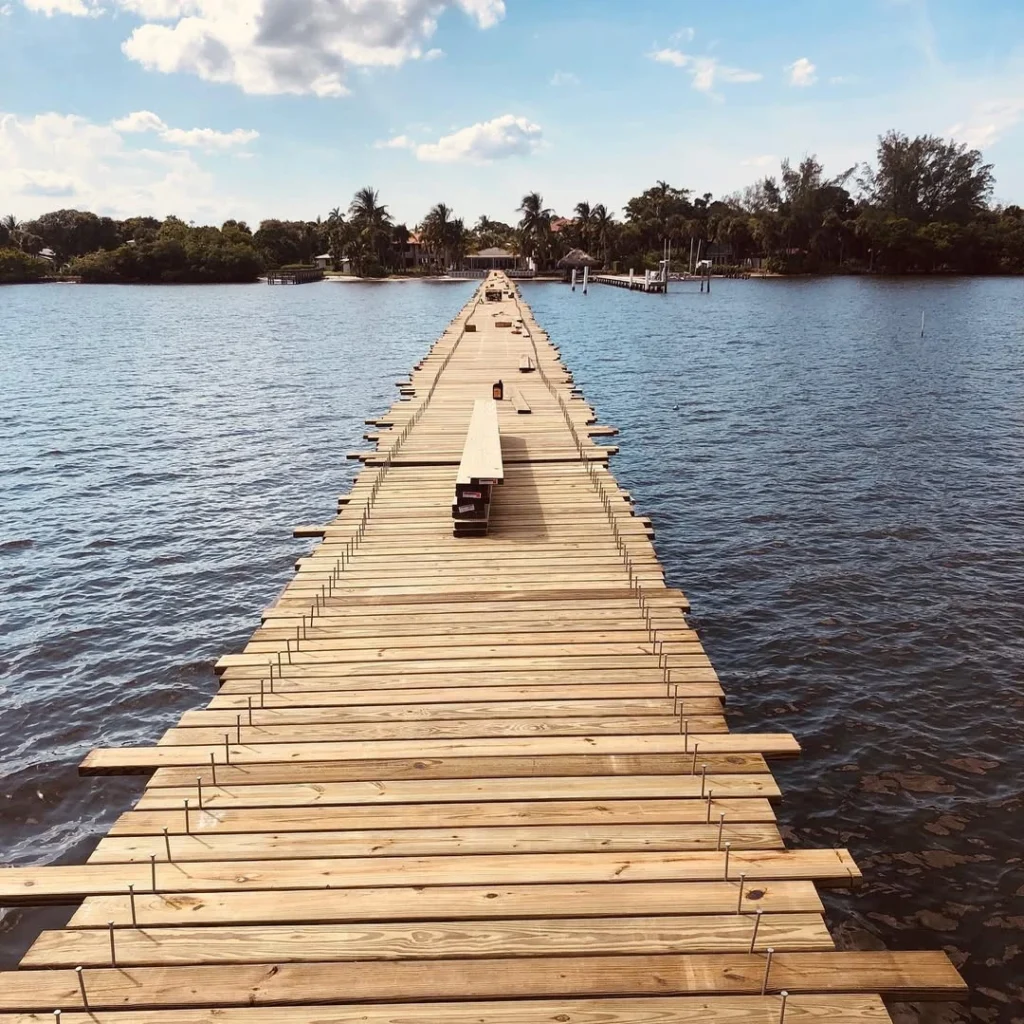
xmin=682 ymin=717 xmax=688 ymax=749
xmin=196 ymin=777 xmax=203 ymax=810
xmin=247 ymin=696 xmax=253 ymax=727
xmin=150 ymin=854 xmax=157 ymax=893
xmin=76 ymin=967 xmax=88 ymax=1009
xmin=748 ymin=909 xmax=764 ymax=952
xmin=164 ymin=826 xmax=172 ymax=860
xmin=716 ymin=813 xmax=725 ymax=850
xmin=108 ymin=921 xmax=117 ymax=967
xmin=761 ymin=947 xmax=775 ymax=994
xmin=724 ymin=841 xmax=732 ymax=880
xmin=236 ymin=714 xmax=242 ymax=745
xmin=224 ymin=734 xmax=230 ymax=764
xmin=691 ymin=743 xmax=699 ymax=775
xmin=706 ymin=791 xmax=713 ymax=824
xmin=779 ymin=992 xmax=788 ymax=1024
xmin=210 ymin=751 xmax=217 ymax=785
xmin=701 ymin=764 xmax=707 ymax=797
xmin=128 ymin=884 xmax=137 ymax=927
xmin=736 ymin=873 xmax=747 ymax=914
xmin=183 ymin=800 xmax=190 ymax=836
xmin=260 ymin=678 xmax=265 ymax=709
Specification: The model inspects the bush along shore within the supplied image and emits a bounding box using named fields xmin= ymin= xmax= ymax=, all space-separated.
xmin=3 ymin=130 xmax=1024 ymax=283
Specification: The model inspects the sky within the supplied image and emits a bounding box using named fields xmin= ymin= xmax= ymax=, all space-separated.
xmin=3 ymin=0 xmax=1024 ymax=227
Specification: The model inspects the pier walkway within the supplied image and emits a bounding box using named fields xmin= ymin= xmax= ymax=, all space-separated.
xmin=0 ymin=274 xmax=965 ymax=1019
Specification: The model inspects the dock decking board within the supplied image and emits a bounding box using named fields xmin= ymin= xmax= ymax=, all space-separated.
xmin=0 ymin=273 xmax=963 ymax=1015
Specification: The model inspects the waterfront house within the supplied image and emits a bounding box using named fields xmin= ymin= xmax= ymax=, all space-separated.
xmin=464 ymin=247 xmax=519 ymax=271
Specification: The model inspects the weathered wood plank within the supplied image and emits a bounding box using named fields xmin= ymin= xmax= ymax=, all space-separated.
xmin=111 ymin=797 xmax=776 ymax=835
xmin=81 ymin=733 xmax=801 ymax=773
xmin=68 ymin=879 xmax=824 ymax=928
xmin=0 ymin=952 xmax=966 ymax=1010
xmin=87 ymin=823 xmax=786 ymax=863
xmin=0 ymin=848 xmax=862 ymax=905
xmin=132 ymin=773 xmax=781 ymax=809
xmin=23 ymin=913 xmax=833 ymax=967
xmin=0 ymin=993 xmax=898 ymax=1024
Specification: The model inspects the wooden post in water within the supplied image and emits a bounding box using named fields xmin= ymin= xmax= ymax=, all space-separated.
xmin=582 ymin=265 xmax=589 ymax=294
xmin=571 ymin=268 xmax=577 ymax=292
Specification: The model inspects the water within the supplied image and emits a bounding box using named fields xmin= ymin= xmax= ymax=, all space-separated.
xmin=1 ymin=277 xmax=1022 ymax=1017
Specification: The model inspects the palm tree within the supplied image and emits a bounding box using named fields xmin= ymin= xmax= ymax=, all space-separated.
xmin=517 ymin=191 xmax=553 ymax=264
xmin=591 ymin=204 xmax=615 ymax=264
xmin=574 ymin=201 xmax=593 ymax=251
xmin=420 ymin=202 xmax=453 ymax=269
xmin=348 ymin=187 xmax=393 ymax=272
xmin=348 ymin=187 xmax=389 ymax=226
xmin=2 ymin=214 xmax=20 ymax=249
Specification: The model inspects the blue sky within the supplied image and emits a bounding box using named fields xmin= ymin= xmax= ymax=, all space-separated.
xmin=3 ymin=0 xmax=1024 ymax=226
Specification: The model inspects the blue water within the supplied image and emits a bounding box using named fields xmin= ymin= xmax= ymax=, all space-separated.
xmin=1 ymin=276 xmax=1022 ymax=1017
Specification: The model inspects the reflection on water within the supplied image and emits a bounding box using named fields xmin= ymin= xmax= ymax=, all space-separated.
xmin=1 ymin=276 xmax=1022 ymax=1018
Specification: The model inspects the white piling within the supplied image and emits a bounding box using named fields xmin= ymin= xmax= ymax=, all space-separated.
xmin=571 ymin=268 xmax=577 ymax=292
xmin=582 ymin=265 xmax=589 ymax=294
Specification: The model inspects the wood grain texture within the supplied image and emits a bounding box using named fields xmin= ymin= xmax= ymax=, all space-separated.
xmin=0 ymin=953 xmax=966 ymax=1010
xmin=67 ymin=880 xmax=824 ymax=928
xmin=0 ymin=993 xmax=897 ymax=1024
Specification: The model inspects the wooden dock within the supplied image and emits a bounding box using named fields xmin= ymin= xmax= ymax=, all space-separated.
xmin=0 ymin=272 xmax=965 ymax=1020
xmin=591 ymin=272 xmax=666 ymax=293
xmin=267 ymin=266 xmax=324 ymax=284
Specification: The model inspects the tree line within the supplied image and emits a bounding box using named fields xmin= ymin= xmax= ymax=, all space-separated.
xmin=3 ymin=130 xmax=1023 ymax=284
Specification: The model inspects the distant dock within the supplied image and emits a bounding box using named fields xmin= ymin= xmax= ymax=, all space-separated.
xmin=267 ymin=266 xmax=324 ymax=285
xmin=591 ymin=272 xmax=666 ymax=293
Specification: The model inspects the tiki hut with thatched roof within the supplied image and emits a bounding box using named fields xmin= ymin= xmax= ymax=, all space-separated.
xmin=556 ymin=248 xmax=601 ymax=282
xmin=557 ymin=248 xmax=601 ymax=270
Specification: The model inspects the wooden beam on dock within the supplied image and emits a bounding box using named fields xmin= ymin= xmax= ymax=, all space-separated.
xmin=0 ymin=272 xmax=962 ymax=1019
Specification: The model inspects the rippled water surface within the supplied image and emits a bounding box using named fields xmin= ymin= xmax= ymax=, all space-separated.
xmin=2 ymin=277 xmax=1022 ymax=1017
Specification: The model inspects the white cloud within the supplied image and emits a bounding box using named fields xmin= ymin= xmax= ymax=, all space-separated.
xmin=786 ymin=57 xmax=817 ymax=87
xmin=161 ymin=126 xmax=259 ymax=148
xmin=550 ymin=70 xmax=580 ymax=86
xmin=112 ymin=109 xmax=167 ymax=133
xmin=111 ymin=109 xmax=258 ymax=148
xmin=0 ymin=110 xmax=230 ymax=219
xmin=669 ymin=26 xmax=695 ymax=43
xmin=741 ymin=154 xmax=776 ymax=168
xmin=116 ymin=0 xmax=199 ymax=15
xmin=381 ymin=115 xmax=542 ymax=164
xmin=948 ymin=99 xmax=1024 ymax=149
xmin=374 ymin=134 xmax=415 ymax=150
xmin=15 ymin=0 xmax=504 ymax=96
xmin=0 ymin=107 xmax=258 ymax=221
xmin=650 ymin=49 xmax=761 ymax=94
xmin=21 ymin=0 xmax=101 ymax=13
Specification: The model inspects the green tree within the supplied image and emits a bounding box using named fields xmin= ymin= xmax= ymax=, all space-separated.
xmin=863 ymin=130 xmax=994 ymax=224
xmin=517 ymin=191 xmax=554 ymax=266
xmin=0 ymin=247 xmax=48 ymax=282
xmin=348 ymin=187 xmax=393 ymax=274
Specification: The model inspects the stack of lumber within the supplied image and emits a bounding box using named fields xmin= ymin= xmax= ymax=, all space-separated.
xmin=0 ymin=271 xmax=965 ymax=1021
xmin=452 ymin=398 xmax=503 ymax=537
